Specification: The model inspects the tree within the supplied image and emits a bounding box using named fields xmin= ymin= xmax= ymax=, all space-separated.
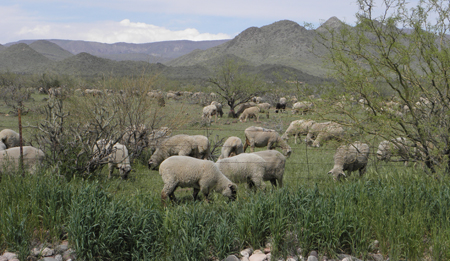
xmin=317 ymin=0 xmax=450 ymax=173
xmin=208 ymin=59 xmax=265 ymax=117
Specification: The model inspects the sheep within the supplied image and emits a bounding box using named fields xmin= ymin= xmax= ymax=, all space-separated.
xmin=148 ymin=134 xmax=210 ymax=169
xmin=202 ymin=104 xmax=218 ymax=123
xmin=0 ymin=146 xmax=45 ymax=174
xmin=235 ymin=102 xmax=257 ymax=117
xmin=328 ymin=141 xmax=370 ymax=181
xmin=159 ymin=156 xmax=237 ymax=203
xmin=218 ymin=136 xmax=244 ymax=160
xmin=376 ymin=137 xmax=413 ymax=165
xmin=216 ymin=153 xmax=267 ymax=190
xmin=243 ymin=126 xmax=292 ymax=158
xmin=305 ymin=121 xmax=344 ymax=147
xmin=252 ymin=96 xmax=263 ymax=103
xmin=239 ymin=106 xmax=261 ymax=122
xmin=275 ymin=97 xmax=287 ymax=113
xmin=256 ymin=103 xmax=271 ymax=118
xmin=211 ymin=101 xmax=224 ymax=117
xmin=281 ymin=119 xmax=316 ymax=144
xmin=0 ymin=129 xmax=20 ymax=149
xmin=93 ymin=140 xmax=132 ymax=179
xmin=292 ymin=101 xmax=314 ymax=115
xmin=252 ymin=150 xmax=286 ymax=188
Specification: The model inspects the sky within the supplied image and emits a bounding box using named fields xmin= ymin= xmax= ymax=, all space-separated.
xmin=0 ymin=0 xmax=422 ymax=45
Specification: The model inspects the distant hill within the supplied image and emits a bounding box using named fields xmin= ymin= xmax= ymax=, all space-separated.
xmin=6 ymin=39 xmax=230 ymax=62
xmin=166 ymin=19 xmax=329 ymax=77
xmin=0 ymin=43 xmax=54 ymax=73
xmin=29 ymin=40 xmax=73 ymax=61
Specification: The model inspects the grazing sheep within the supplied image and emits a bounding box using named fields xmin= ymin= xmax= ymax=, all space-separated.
xmin=148 ymin=134 xmax=210 ymax=169
xmin=275 ymin=97 xmax=287 ymax=113
xmin=235 ymin=102 xmax=257 ymax=117
xmin=256 ymin=103 xmax=271 ymax=118
xmin=159 ymin=156 xmax=237 ymax=203
xmin=0 ymin=129 xmax=20 ymax=149
xmin=282 ymin=119 xmax=316 ymax=144
xmin=243 ymin=126 xmax=292 ymax=158
xmin=328 ymin=141 xmax=370 ymax=181
xmin=94 ymin=140 xmax=132 ymax=179
xmin=211 ymin=101 xmax=224 ymax=117
xmin=377 ymin=137 xmax=413 ymax=165
xmin=216 ymin=153 xmax=267 ymax=190
xmin=252 ymin=96 xmax=263 ymax=103
xmin=0 ymin=146 xmax=45 ymax=174
xmin=252 ymin=150 xmax=286 ymax=188
xmin=292 ymin=101 xmax=314 ymax=115
xmin=202 ymin=104 xmax=218 ymax=123
xmin=218 ymin=136 xmax=244 ymax=160
xmin=305 ymin=121 xmax=344 ymax=147
xmin=239 ymin=106 xmax=261 ymax=122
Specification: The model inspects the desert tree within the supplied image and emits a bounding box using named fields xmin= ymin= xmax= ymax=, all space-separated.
xmin=208 ymin=58 xmax=266 ymax=117
xmin=316 ymin=0 xmax=450 ymax=173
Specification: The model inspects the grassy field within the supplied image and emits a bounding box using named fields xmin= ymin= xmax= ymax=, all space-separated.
xmin=1 ymin=89 xmax=450 ymax=260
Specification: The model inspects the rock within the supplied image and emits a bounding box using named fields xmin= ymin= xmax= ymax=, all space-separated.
xmin=38 ymin=258 xmax=57 ymax=261
xmin=41 ymin=248 xmax=54 ymax=257
xmin=55 ymin=244 xmax=68 ymax=255
xmin=263 ymin=248 xmax=271 ymax=254
xmin=241 ymin=257 xmax=250 ymax=261
xmin=54 ymin=255 xmax=63 ymax=261
xmin=222 ymin=255 xmax=240 ymax=261
xmin=249 ymin=253 xmax=267 ymax=261
xmin=2 ymin=252 xmax=17 ymax=260
xmin=309 ymin=251 xmax=318 ymax=258
xmin=241 ymin=248 xmax=254 ymax=257
xmin=287 ymin=257 xmax=299 ymax=261
xmin=0 ymin=257 xmax=7 ymax=261
xmin=307 ymin=256 xmax=318 ymax=261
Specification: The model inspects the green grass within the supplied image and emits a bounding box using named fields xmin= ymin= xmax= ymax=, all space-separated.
xmin=1 ymin=84 xmax=450 ymax=260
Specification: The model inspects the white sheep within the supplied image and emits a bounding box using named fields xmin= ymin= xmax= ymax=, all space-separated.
xmin=0 ymin=146 xmax=45 ymax=174
xmin=94 ymin=140 xmax=132 ymax=179
xmin=292 ymin=101 xmax=314 ymax=115
xmin=256 ymin=103 xmax=271 ymax=118
xmin=328 ymin=141 xmax=370 ymax=181
xmin=202 ymin=104 xmax=218 ymax=123
xmin=252 ymin=150 xmax=286 ymax=188
xmin=148 ymin=134 xmax=210 ymax=169
xmin=159 ymin=156 xmax=237 ymax=203
xmin=239 ymin=106 xmax=261 ymax=122
xmin=376 ymin=137 xmax=413 ymax=165
xmin=305 ymin=121 xmax=344 ymax=147
xmin=281 ymin=119 xmax=316 ymax=144
xmin=216 ymin=153 xmax=267 ymax=190
xmin=211 ymin=101 xmax=224 ymax=117
xmin=243 ymin=126 xmax=292 ymax=158
xmin=218 ymin=136 xmax=244 ymax=160
xmin=0 ymin=129 xmax=20 ymax=149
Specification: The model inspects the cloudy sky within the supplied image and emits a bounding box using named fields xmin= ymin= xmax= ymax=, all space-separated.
xmin=0 ymin=0 xmax=420 ymax=45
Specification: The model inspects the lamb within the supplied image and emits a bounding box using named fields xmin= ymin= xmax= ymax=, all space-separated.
xmin=243 ymin=126 xmax=292 ymax=158
xmin=0 ymin=129 xmax=20 ymax=149
xmin=281 ymin=119 xmax=316 ymax=144
xmin=292 ymin=101 xmax=314 ymax=115
xmin=305 ymin=121 xmax=344 ymax=147
xmin=159 ymin=156 xmax=237 ymax=203
xmin=256 ymin=103 xmax=271 ymax=118
xmin=328 ymin=141 xmax=370 ymax=181
xmin=252 ymin=150 xmax=286 ymax=188
xmin=202 ymin=104 xmax=218 ymax=123
xmin=239 ymin=106 xmax=261 ymax=122
xmin=211 ymin=101 xmax=224 ymax=117
xmin=148 ymin=134 xmax=210 ymax=169
xmin=377 ymin=137 xmax=413 ymax=164
xmin=93 ymin=140 xmax=132 ymax=179
xmin=216 ymin=153 xmax=267 ymax=190
xmin=0 ymin=146 xmax=45 ymax=174
xmin=218 ymin=136 xmax=244 ymax=160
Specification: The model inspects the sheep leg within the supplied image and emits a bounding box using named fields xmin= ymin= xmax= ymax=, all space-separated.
xmin=193 ymin=188 xmax=200 ymax=200
xmin=269 ymin=179 xmax=277 ymax=188
xmin=294 ymin=134 xmax=297 ymax=144
xmin=252 ymin=178 xmax=265 ymax=190
xmin=243 ymin=138 xmax=250 ymax=152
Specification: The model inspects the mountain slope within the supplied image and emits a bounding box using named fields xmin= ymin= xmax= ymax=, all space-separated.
xmin=166 ymin=19 xmax=329 ymax=77
xmin=0 ymin=43 xmax=53 ymax=73
xmin=29 ymin=40 xmax=73 ymax=61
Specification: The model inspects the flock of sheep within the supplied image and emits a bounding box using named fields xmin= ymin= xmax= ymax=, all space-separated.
xmin=0 ymin=92 xmax=427 ymax=204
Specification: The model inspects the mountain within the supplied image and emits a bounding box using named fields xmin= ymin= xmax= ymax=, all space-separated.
xmin=166 ymin=19 xmax=329 ymax=77
xmin=0 ymin=43 xmax=54 ymax=73
xmin=29 ymin=40 xmax=73 ymax=61
xmin=6 ymin=39 xmax=230 ymax=62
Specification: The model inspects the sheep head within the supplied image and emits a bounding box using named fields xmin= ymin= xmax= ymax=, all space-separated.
xmin=119 ymin=165 xmax=132 ymax=179
xmin=328 ymin=169 xmax=346 ymax=181
xmin=222 ymin=183 xmax=237 ymax=201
